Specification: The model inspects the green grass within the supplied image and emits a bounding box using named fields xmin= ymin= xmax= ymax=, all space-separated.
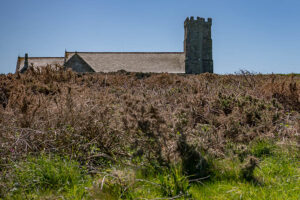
xmin=190 ymin=143 xmax=300 ymax=200
xmin=250 ymin=139 xmax=275 ymax=158
xmin=2 ymin=142 xmax=299 ymax=199
xmin=88 ymin=165 xmax=191 ymax=199
xmin=83 ymin=143 xmax=300 ymax=199
xmin=4 ymin=155 xmax=92 ymax=200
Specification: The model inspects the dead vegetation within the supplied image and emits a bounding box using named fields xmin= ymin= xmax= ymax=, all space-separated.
xmin=0 ymin=67 xmax=299 ymax=172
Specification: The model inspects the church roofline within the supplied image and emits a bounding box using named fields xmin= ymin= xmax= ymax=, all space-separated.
xmin=17 ymin=57 xmax=64 ymax=59
xmin=65 ymin=52 xmax=184 ymax=54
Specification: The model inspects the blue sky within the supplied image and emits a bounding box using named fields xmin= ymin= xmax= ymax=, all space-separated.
xmin=0 ymin=0 xmax=299 ymax=74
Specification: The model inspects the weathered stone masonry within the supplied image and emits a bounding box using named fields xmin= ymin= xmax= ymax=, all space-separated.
xmin=184 ymin=17 xmax=213 ymax=74
xmin=16 ymin=17 xmax=213 ymax=74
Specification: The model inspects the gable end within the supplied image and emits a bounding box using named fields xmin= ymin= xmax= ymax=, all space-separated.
xmin=65 ymin=54 xmax=95 ymax=72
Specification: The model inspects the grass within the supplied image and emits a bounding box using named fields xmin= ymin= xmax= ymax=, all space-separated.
xmin=4 ymin=155 xmax=92 ymax=200
xmin=250 ymin=139 xmax=275 ymax=158
xmin=191 ymin=143 xmax=300 ymax=200
xmin=2 ymin=143 xmax=298 ymax=199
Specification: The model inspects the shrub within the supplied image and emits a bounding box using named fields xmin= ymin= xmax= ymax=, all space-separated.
xmin=240 ymin=156 xmax=260 ymax=182
xmin=177 ymin=134 xmax=210 ymax=179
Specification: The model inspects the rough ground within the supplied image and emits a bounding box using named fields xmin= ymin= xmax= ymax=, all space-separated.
xmin=0 ymin=68 xmax=299 ymax=199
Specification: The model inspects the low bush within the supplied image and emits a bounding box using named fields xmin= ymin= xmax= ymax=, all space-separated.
xmin=177 ymin=134 xmax=210 ymax=179
xmin=0 ymin=69 xmax=299 ymax=199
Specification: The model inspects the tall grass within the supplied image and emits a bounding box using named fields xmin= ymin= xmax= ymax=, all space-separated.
xmin=4 ymin=155 xmax=91 ymax=199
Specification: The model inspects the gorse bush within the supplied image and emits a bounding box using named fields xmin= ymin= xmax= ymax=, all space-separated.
xmin=177 ymin=133 xmax=210 ymax=179
xmin=0 ymin=68 xmax=299 ymax=199
xmin=0 ymin=68 xmax=299 ymax=167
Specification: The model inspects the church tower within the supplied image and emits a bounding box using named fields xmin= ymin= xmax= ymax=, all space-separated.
xmin=184 ymin=17 xmax=213 ymax=74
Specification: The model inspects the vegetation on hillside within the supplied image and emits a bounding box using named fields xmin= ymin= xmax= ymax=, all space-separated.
xmin=0 ymin=67 xmax=299 ymax=199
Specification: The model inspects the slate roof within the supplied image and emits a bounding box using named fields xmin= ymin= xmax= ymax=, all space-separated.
xmin=65 ymin=52 xmax=185 ymax=73
xmin=16 ymin=57 xmax=64 ymax=72
xmin=16 ymin=52 xmax=186 ymax=73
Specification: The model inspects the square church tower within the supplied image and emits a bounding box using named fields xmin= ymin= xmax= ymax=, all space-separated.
xmin=184 ymin=17 xmax=213 ymax=74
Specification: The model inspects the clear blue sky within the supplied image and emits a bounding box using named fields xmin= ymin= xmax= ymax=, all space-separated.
xmin=0 ymin=0 xmax=299 ymax=74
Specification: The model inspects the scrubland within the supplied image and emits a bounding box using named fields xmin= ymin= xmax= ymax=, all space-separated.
xmin=0 ymin=67 xmax=299 ymax=199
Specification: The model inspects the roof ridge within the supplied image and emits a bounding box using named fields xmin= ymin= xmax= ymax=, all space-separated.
xmin=18 ymin=57 xmax=64 ymax=59
xmin=66 ymin=52 xmax=184 ymax=54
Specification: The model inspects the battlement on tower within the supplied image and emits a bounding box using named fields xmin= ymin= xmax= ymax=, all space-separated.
xmin=184 ymin=16 xmax=212 ymax=26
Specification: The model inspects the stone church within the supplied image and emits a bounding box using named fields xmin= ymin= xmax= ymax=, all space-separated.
xmin=16 ymin=17 xmax=213 ymax=74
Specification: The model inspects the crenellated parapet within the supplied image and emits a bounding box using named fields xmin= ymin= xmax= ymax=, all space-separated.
xmin=184 ymin=16 xmax=212 ymax=26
